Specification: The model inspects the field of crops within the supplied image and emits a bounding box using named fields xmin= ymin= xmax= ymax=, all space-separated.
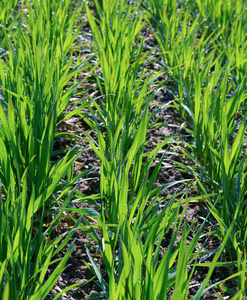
xmin=0 ymin=0 xmax=247 ymax=299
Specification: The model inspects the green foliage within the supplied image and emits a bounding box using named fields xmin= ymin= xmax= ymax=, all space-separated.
xmin=0 ymin=0 xmax=89 ymax=298
xmin=1 ymin=0 xmax=247 ymax=298
xmin=143 ymin=0 xmax=247 ymax=297
xmin=0 ymin=181 xmax=81 ymax=299
xmin=85 ymin=0 xmax=157 ymax=133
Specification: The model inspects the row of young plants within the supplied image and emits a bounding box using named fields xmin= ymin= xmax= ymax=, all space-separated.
xmin=0 ymin=0 xmax=95 ymax=298
xmin=0 ymin=0 xmax=246 ymax=299
xmin=81 ymin=0 xmax=247 ymax=298
xmin=142 ymin=0 xmax=247 ymax=297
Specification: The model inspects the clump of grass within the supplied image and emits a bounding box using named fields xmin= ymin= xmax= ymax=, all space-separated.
xmin=0 ymin=0 xmax=91 ymax=298
xmin=85 ymin=0 xmax=159 ymax=135
xmin=144 ymin=0 xmax=247 ymax=297
xmin=0 ymin=0 xmax=18 ymax=50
